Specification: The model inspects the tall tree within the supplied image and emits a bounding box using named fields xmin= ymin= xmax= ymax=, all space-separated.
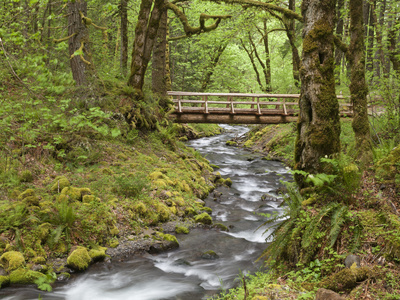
xmin=120 ymin=0 xmax=128 ymax=76
xmin=295 ymin=0 xmax=340 ymax=179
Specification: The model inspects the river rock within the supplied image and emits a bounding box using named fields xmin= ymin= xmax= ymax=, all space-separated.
xmin=344 ymin=254 xmax=361 ymax=268
xmin=148 ymin=240 xmax=179 ymax=254
xmin=201 ymin=250 xmax=219 ymax=260
xmin=315 ymin=288 xmax=344 ymax=300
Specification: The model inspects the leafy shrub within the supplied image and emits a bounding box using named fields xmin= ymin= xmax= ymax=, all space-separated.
xmin=113 ymin=174 xmax=149 ymax=198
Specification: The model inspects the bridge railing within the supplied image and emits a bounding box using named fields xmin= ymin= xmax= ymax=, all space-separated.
xmin=167 ymin=91 xmax=350 ymax=116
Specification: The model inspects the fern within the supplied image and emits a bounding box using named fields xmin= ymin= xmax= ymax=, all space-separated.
xmin=329 ymin=204 xmax=348 ymax=247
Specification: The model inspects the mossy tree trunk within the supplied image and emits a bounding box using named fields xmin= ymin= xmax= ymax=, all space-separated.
xmin=152 ymin=9 xmax=168 ymax=97
xmin=348 ymin=0 xmax=372 ymax=163
xmin=335 ymin=0 xmax=344 ymax=85
xmin=67 ymin=0 xmax=93 ymax=86
xmin=295 ymin=0 xmax=340 ymax=181
xmin=127 ymin=0 xmax=165 ymax=96
xmin=288 ymin=0 xmax=300 ymax=87
xmin=120 ymin=0 xmax=128 ymax=76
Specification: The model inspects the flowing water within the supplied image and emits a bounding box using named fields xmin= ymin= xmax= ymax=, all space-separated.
xmin=0 ymin=124 xmax=290 ymax=300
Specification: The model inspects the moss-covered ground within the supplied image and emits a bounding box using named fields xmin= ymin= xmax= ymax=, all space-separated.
xmin=217 ymin=119 xmax=400 ymax=299
xmin=0 ymin=79 xmax=222 ymax=290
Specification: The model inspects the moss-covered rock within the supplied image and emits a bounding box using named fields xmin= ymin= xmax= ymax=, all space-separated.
xmin=51 ymin=176 xmax=71 ymax=193
xmin=149 ymin=171 xmax=165 ymax=180
xmin=88 ymin=247 xmax=107 ymax=262
xmin=201 ymin=250 xmax=219 ymax=259
xmin=195 ymin=213 xmax=212 ymax=225
xmin=133 ymin=202 xmax=147 ymax=216
xmin=156 ymin=203 xmax=170 ymax=222
xmin=66 ymin=247 xmax=91 ymax=271
xmin=60 ymin=187 xmax=91 ymax=202
xmin=319 ymin=266 xmax=376 ymax=292
xmin=175 ymin=225 xmax=189 ymax=234
xmin=0 ymin=251 xmax=25 ymax=272
xmin=0 ymin=275 xmax=10 ymax=288
xmin=109 ymin=224 xmax=119 ymax=236
xmin=185 ymin=207 xmax=197 ymax=217
xmin=108 ymin=238 xmax=119 ymax=248
xmin=31 ymin=256 xmax=46 ymax=264
xmin=214 ymin=223 xmax=229 ymax=231
xmin=18 ymin=189 xmax=35 ymax=200
xmin=9 ymin=269 xmax=45 ymax=285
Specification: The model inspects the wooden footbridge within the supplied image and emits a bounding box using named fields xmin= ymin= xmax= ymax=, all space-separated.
xmin=168 ymin=91 xmax=352 ymax=124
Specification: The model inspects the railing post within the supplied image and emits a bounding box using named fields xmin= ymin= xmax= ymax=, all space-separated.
xmin=230 ymin=96 xmax=235 ymax=114
xmin=177 ymin=95 xmax=182 ymax=113
xmin=257 ymin=97 xmax=261 ymax=115
xmin=251 ymin=97 xmax=255 ymax=109
xmin=282 ymin=97 xmax=288 ymax=115
xmin=205 ymin=96 xmax=209 ymax=114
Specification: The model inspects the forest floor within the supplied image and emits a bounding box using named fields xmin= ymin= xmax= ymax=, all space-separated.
xmin=215 ymin=122 xmax=400 ymax=300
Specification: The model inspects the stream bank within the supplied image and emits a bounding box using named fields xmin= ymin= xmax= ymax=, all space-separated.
xmin=0 ymin=124 xmax=291 ymax=299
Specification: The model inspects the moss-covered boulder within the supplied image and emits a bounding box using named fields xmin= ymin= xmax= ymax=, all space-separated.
xmin=19 ymin=170 xmax=34 ymax=183
xmin=60 ymin=187 xmax=91 ymax=202
xmin=66 ymin=247 xmax=92 ymax=271
xmin=51 ymin=176 xmax=71 ymax=193
xmin=36 ymin=223 xmax=52 ymax=242
xmin=318 ymin=266 xmax=376 ymax=292
xmin=0 ymin=275 xmax=10 ymax=288
xmin=149 ymin=233 xmax=179 ymax=254
xmin=156 ymin=203 xmax=170 ymax=222
xmin=88 ymin=247 xmax=107 ymax=262
xmin=0 ymin=251 xmax=25 ymax=273
xmin=9 ymin=269 xmax=45 ymax=285
xmin=195 ymin=213 xmax=212 ymax=225
xmin=175 ymin=225 xmax=189 ymax=234
xmin=214 ymin=223 xmax=229 ymax=231
xmin=17 ymin=189 xmax=39 ymax=206
xmin=201 ymin=250 xmax=219 ymax=260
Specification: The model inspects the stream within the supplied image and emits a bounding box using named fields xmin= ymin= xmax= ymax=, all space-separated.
xmin=0 ymin=124 xmax=290 ymax=300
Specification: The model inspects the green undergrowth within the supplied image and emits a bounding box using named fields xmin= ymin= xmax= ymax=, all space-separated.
xmin=219 ymin=119 xmax=400 ymax=299
xmin=0 ymin=80 xmax=220 ymax=289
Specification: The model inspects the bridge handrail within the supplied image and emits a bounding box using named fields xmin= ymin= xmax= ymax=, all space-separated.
xmin=167 ymin=91 xmax=347 ymax=99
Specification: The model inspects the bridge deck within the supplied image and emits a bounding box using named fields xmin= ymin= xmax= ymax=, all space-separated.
xmin=167 ymin=91 xmax=352 ymax=124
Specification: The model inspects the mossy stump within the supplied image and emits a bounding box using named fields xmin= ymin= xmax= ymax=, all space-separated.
xmin=67 ymin=247 xmax=92 ymax=271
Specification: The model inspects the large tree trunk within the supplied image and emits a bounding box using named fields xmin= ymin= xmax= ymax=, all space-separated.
xmin=120 ymin=0 xmax=128 ymax=76
xmin=348 ymin=0 xmax=372 ymax=163
xmin=335 ymin=0 xmax=344 ymax=85
xmin=288 ymin=0 xmax=300 ymax=87
xmin=152 ymin=9 xmax=168 ymax=97
xmin=67 ymin=0 xmax=92 ymax=86
xmin=127 ymin=0 xmax=164 ymax=94
xmin=295 ymin=0 xmax=340 ymax=180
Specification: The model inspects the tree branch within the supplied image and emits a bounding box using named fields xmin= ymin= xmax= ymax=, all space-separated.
xmin=203 ymin=0 xmax=303 ymax=22
xmin=167 ymin=2 xmax=231 ymax=37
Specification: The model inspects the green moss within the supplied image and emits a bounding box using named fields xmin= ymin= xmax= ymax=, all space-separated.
xmin=185 ymin=207 xmax=197 ymax=217
xmin=102 ymin=168 xmax=114 ymax=175
xmin=226 ymin=140 xmax=238 ymax=146
xmin=0 ymin=251 xmax=26 ymax=272
xmin=201 ymin=207 xmax=213 ymax=214
xmin=133 ymin=202 xmax=147 ymax=215
xmin=214 ymin=223 xmax=229 ymax=231
xmin=109 ymin=224 xmax=119 ymax=236
xmin=175 ymin=225 xmax=189 ymax=234
xmin=18 ymin=189 xmax=35 ymax=200
xmin=117 ymin=153 xmax=129 ymax=160
xmin=51 ymin=176 xmax=71 ymax=193
xmin=66 ymin=246 xmax=91 ymax=271
xmin=195 ymin=212 xmax=212 ymax=225
xmin=19 ymin=170 xmax=33 ymax=183
xmin=82 ymin=195 xmax=98 ymax=203
xmin=149 ymin=171 xmax=165 ymax=180
xmin=319 ymin=266 xmax=374 ymax=292
xmin=88 ymin=247 xmax=107 ymax=262
xmin=9 ymin=269 xmax=44 ymax=285
xmin=108 ymin=238 xmax=119 ymax=248
xmin=61 ymin=187 xmax=91 ymax=202
xmin=31 ymin=256 xmax=46 ymax=264
xmin=156 ymin=203 xmax=170 ymax=222
xmin=0 ymin=275 xmax=10 ymax=288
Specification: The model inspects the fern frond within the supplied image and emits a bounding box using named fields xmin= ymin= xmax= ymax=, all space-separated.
xmin=329 ymin=205 xmax=348 ymax=247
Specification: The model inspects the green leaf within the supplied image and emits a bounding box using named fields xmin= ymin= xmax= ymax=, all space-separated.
xmin=111 ymin=128 xmax=121 ymax=137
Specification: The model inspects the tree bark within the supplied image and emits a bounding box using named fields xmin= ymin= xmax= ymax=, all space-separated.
xmin=120 ymin=0 xmax=128 ymax=76
xmin=295 ymin=0 xmax=340 ymax=180
xmin=67 ymin=0 xmax=92 ymax=86
xmin=127 ymin=0 xmax=164 ymax=93
xmin=366 ymin=1 xmax=375 ymax=75
xmin=335 ymin=0 xmax=344 ymax=85
xmin=152 ymin=9 xmax=168 ymax=97
xmin=348 ymin=0 xmax=372 ymax=162
xmin=288 ymin=0 xmax=300 ymax=86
